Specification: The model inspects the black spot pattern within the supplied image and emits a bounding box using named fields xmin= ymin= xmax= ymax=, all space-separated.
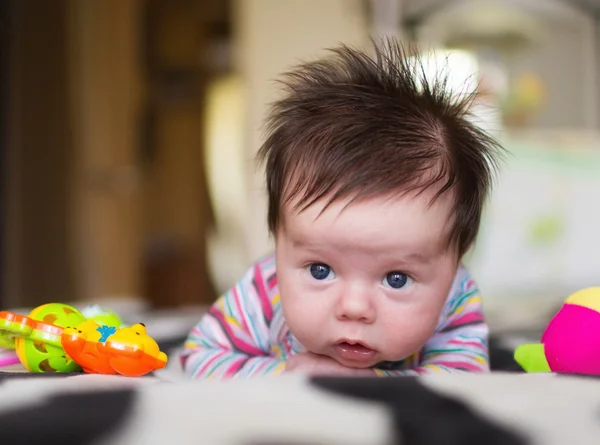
xmin=0 ymin=388 xmax=136 ymax=445
xmin=311 ymin=377 xmax=528 ymax=445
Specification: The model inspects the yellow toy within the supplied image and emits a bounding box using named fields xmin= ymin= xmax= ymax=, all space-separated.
xmin=61 ymin=321 xmax=168 ymax=377
xmin=0 ymin=303 xmax=167 ymax=376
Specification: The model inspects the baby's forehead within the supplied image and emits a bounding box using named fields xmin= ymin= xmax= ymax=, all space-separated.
xmin=280 ymin=190 xmax=454 ymax=249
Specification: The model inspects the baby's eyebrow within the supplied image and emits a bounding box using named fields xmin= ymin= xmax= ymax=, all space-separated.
xmin=289 ymin=234 xmax=313 ymax=249
xmin=398 ymin=252 xmax=431 ymax=265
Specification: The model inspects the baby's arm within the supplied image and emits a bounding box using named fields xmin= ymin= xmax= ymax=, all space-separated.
xmin=181 ymin=259 xmax=286 ymax=379
xmin=375 ymin=267 xmax=489 ymax=376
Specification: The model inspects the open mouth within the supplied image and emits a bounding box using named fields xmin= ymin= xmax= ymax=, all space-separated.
xmin=334 ymin=339 xmax=377 ymax=362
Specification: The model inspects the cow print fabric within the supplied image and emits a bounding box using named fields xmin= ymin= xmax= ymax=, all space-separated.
xmin=0 ymin=333 xmax=597 ymax=444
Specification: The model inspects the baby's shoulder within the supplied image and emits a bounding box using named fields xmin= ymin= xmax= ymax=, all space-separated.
xmin=253 ymin=252 xmax=277 ymax=272
xmin=447 ymin=264 xmax=479 ymax=301
xmin=241 ymin=253 xmax=279 ymax=297
xmin=253 ymin=252 xmax=278 ymax=281
xmin=247 ymin=253 xmax=289 ymax=344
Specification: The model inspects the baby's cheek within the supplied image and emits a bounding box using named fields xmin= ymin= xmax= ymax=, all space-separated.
xmin=281 ymin=293 xmax=324 ymax=348
xmin=282 ymin=294 xmax=318 ymax=328
xmin=380 ymin=306 xmax=439 ymax=353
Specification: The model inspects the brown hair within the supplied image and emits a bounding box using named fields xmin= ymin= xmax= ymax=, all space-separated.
xmin=257 ymin=38 xmax=503 ymax=257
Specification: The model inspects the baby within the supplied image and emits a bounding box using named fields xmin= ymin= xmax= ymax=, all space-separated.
xmin=181 ymin=38 xmax=503 ymax=379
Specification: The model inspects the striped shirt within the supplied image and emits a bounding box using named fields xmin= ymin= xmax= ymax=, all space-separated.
xmin=181 ymin=254 xmax=489 ymax=379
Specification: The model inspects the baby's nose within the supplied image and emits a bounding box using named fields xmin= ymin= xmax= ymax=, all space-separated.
xmin=335 ymin=286 xmax=376 ymax=324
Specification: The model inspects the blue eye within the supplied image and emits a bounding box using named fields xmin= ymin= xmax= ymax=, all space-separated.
xmin=308 ymin=263 xmax=335 ymax=281
xmin=383 ymin=271 xmax=412 ymax=289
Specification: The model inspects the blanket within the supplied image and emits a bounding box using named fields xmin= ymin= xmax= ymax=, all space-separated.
xmin=0 ymin=369 xmax=598 ymax=445
xmin=0 ymin=309 xmax=590 ymax=445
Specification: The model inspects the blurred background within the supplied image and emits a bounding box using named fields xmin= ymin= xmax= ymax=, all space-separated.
xmin=2 ymin=0 xmax=600 ymax=335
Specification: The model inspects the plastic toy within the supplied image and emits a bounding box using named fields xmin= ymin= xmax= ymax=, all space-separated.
xmin=514 ymin=287 xmax=600 ymax=375
xmin=0 ymin=348 xmax=20 ymax=368
xmin=61 ymin=320 xmax=168 ymax=377
xmin=0 ymin=303 xmax=89 ymax=372
xmin=81 ymin=304 xmax=125 ymax=328
xmin=0 ymin=303 xmax=166 ymax=376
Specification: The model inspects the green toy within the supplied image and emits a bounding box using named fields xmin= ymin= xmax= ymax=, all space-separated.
xmin=0 ymin=303 xmax=122 ymax=373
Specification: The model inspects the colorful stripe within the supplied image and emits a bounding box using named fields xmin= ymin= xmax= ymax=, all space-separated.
xmin=181 ymin=256 xmax=490 ymax=379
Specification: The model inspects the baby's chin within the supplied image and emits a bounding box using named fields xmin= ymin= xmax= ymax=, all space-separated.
xmin=325 ymin=351 xmax=382 ymax=369
xmin=336 ymin=359 xmax=378 ymax=369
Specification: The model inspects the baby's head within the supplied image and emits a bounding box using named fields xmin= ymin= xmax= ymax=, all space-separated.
xmin=257 ymin=39 xmax=503 ymax=367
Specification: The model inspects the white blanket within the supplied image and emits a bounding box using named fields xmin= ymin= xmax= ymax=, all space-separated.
xmin=0 ymin=367 xmax=598 ymax=445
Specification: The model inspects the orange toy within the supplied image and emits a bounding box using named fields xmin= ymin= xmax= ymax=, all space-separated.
xmin=61 ymin=321 xmax=168 ymax=377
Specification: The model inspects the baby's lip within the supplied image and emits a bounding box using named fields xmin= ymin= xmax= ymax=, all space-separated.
xmin=333 ymin=338 xmax=378 ymax=362
xmin=335 ymin=338 xmax=375 ymax=350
